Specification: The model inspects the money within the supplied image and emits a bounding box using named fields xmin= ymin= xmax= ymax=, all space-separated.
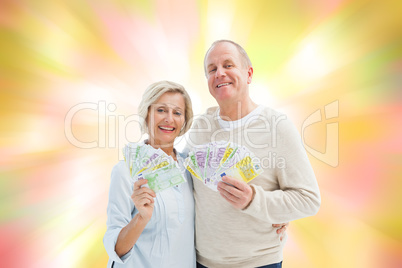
xmin=122 ymin=142 xmax=186 ymax=193
xmin=184 ymin=142 xmax=264 ymax=191
xmin=184 ymin=155 xmax=202 ymax=181
xmin=137 ymin=162 xmax=186 ymax=193
xmin=122 ymin=143 xmax=143 ymax=176
xmin=218 ymin=155 xmax=263 ymax=183
xmin=193 ymin=145 xmax=208 ymax=176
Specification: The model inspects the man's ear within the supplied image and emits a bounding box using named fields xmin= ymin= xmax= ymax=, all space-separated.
xmin=247 ymin=66 xmax=253 ymax=84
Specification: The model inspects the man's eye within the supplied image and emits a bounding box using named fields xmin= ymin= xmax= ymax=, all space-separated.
xmin=225 ymin=65 xmax=232 ymax=68
xmin=209 ymin=68 xmax=216 ymax=73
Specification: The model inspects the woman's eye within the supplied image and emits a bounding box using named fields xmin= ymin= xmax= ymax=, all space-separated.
xmin=157 ymin=108 xmax=164 ymax=113
xmin=175 ymin=112 xmax=182 ymax=116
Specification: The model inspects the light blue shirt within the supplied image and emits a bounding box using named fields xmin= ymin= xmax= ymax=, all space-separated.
xmin=103 ymin=153 xmax=196 ymax=268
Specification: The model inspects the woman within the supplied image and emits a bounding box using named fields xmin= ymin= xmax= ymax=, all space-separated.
xmin=103 ymin=81 xmax=195 ymax=268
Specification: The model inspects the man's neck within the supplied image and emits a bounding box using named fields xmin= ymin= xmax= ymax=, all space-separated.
xmin=218 ymin=98 xmax=257 ymax=121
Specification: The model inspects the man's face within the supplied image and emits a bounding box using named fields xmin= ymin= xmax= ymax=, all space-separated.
xmin=205 ymin=42 xmax=253 ymax=104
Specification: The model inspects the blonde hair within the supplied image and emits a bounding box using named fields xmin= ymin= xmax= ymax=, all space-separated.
xmin=138 ymin=80 xmax=193 ymax=136
xmin=204 ymin=39 xmax=252 ymax=76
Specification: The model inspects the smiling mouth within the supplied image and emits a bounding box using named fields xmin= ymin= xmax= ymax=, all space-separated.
xmin=217 ymin=83 xmax=231 ymax=88
xmin=159 ymin=126 xmax=175 ymax=131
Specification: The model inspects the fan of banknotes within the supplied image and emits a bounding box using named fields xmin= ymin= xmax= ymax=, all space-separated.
xmin=122 ymin=142 xmax=186 ymax=193
xmin=184 ymin=142 xmax=263 ymax=191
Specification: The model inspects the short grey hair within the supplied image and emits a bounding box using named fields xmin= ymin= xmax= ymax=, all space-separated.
xmin=203 ymin=39 xmax=252 ymax=76
xmin=138 ymin=80 xmax=193 ymax=136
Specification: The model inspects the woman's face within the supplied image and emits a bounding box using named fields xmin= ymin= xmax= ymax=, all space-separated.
xmin=146 ymin=92 xmax=186 ymax=147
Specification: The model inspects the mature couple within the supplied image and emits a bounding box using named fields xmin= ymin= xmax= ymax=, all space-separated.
xmin=103 ymin=40 xmax=321 ymax=268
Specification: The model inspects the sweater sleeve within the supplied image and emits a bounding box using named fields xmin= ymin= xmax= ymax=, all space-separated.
xmin=242 ymin=116 xmax=321 ymax=223
xmin=103 ymin=162 xmax=136 ymax=264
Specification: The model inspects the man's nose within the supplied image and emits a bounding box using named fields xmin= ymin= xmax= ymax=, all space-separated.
xmin=215 ymin=66 xmax=226 ymax=78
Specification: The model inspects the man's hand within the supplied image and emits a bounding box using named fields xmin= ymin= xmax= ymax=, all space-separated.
xmin=217 ymin=176 xmax=254 ymax=210
xmin=272 ymin=223 xmax=289 ymax=241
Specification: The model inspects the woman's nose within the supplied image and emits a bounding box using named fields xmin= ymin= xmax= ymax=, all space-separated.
xmin=164 ymin=111 xmax=173 ymax=122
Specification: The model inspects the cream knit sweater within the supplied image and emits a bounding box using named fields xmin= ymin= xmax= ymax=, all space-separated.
xmin=185 ymin=106 xmax=321 ymax=268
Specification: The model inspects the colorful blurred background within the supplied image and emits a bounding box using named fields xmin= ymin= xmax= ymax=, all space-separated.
xmin=1 ymin=0 xmax=401 ymax=267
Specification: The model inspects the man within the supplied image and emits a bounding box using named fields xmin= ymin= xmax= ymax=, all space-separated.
xmin=185 ymin=40 xmax=321 ymax=268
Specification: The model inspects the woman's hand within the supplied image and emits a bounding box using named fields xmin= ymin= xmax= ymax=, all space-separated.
xmin=131 ymin=179 xmax=156 ymax=223
xmin=272 ymin=222 xmax=289 ymax=241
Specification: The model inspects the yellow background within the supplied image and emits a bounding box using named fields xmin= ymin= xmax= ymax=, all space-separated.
xmin=1 ymin=0 xmax=401 ymax=267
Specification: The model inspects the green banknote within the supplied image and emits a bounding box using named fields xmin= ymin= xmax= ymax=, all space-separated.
xmin=139 ymin=163 xmax=186 ymax=193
